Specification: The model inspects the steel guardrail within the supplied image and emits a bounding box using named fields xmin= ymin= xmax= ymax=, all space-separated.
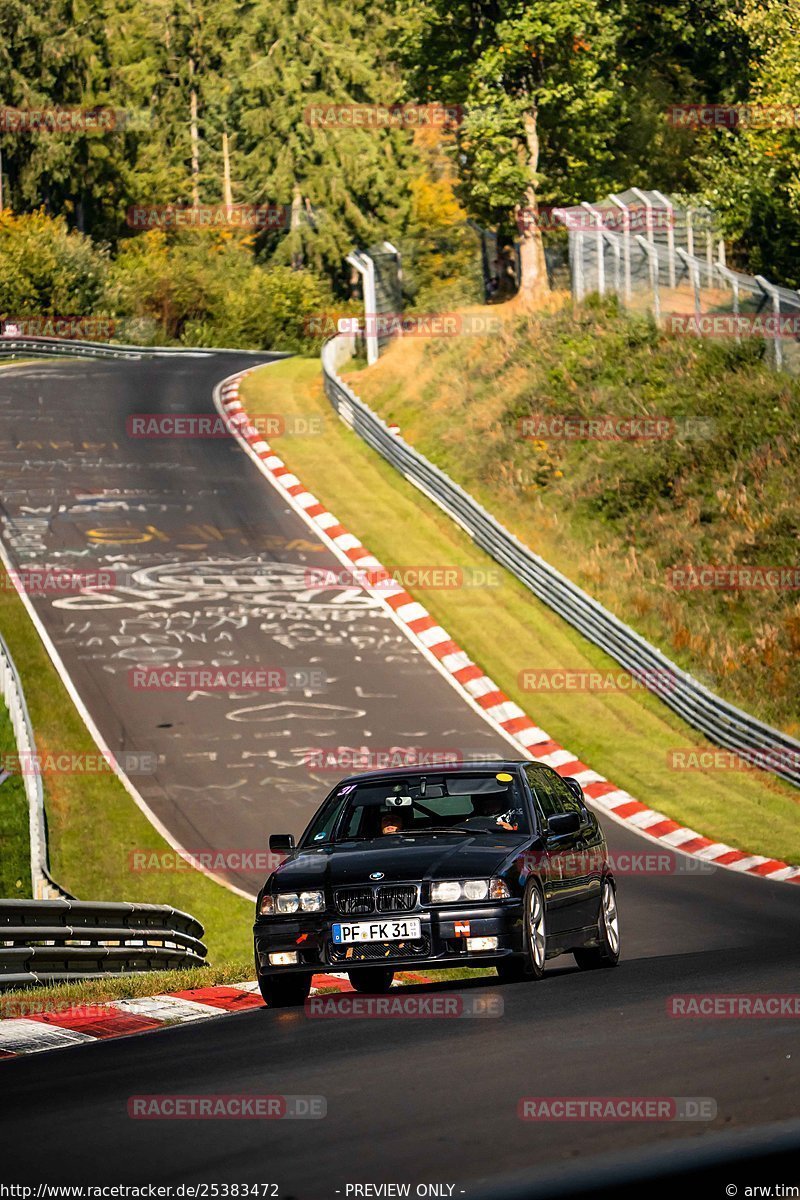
xmin=0 ymin=632 xmax=69 ymax=900
xmin=0 ymin=335 xmax=288 ymax=361
xmin=0 ymin=899 xmax=207 ymax=989
xmin=321 ymin=336 xmax=800 ymax=788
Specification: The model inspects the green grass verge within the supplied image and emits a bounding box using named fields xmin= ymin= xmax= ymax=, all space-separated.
xmin=241 ymin=356 xmax=800 ymax=865
xmin=0 ymin=961 xmax=253 ymax=1016
xmin=0 ymin=571 xmax=253 ymax=961
xmin=0 ymin=966 xmax=490 ymax=1014
xmin=0 ymin=703 xmax=31 ymax=897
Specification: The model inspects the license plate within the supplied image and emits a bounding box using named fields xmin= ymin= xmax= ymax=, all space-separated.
xmin=332 ymin=919 xmax=422 ymax=944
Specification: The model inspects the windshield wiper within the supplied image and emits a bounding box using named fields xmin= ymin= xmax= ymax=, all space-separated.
xmin=447 ymin=826 xmax=505 ymax=835
xmin=418 ymin=826 xmax=507 ymax=836
xmin=416 ymin=827 xmax=476 ymax=835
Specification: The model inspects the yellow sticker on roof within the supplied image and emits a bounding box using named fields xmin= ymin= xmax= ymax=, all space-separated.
xmin=496 ymin=772 xmax=513 ymax=782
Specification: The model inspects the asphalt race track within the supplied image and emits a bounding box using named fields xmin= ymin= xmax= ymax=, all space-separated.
xmin=1 ymin=353 xmax=799 ymax=1193
xmin=3 ymin=866 xmax=800 ymax=1191
xmin=0 ymin=354 xmax=504 ymax=893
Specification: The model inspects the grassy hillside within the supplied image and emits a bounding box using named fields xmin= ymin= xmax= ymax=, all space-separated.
xmin=345 ymin=298 xmax=800 ymax=737
xmin=241 ymin=357 xmax=799 ymax=865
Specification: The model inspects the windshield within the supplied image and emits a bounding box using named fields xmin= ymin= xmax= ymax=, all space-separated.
xmin=301 ymin=772 xmax=530 ymax=845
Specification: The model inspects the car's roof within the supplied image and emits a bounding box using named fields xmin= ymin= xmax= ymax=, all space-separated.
xmin=336 ymin=760 xmax=548 ymax=786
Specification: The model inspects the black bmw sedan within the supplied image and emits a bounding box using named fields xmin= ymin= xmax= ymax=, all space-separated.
xmin=253 ymin=760 xmax=620 ymax=1005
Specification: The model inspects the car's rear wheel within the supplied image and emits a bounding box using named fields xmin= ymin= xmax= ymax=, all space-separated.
xmin=258 ymin=972 xmax=312 ymax=1007
xmin=347 ymin=968 xmax=395 ymax=994
xmin=496 ymin=879 xmax=546 ymax=983
xmin=574 ymin=878 xmax=620 ymax=970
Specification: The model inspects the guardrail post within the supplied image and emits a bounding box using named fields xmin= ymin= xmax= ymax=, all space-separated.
xmin=677 ymin=248 xmax=702 ymax=320
xmin=609 ymin=195 xmax=632 ymax=302
xmin=635 ymin=235 xmax=660 ymax=320
xmin=716 ymin=263 xmax=741 ymax=341
xmin=756 ymin=275 xmax=783 ymax=370
xmin=345 ymin=250 xmax=379 ymax=365
xmin=580 ymin=202 xmax=605 ymax=297
xmin=652 ymin=190 xmax=676 ymax=290
xmin=572 ymin=231 xmax=586 ymax=302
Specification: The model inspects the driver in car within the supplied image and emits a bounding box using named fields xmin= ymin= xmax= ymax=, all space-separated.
xmin=380 ymin=809 xmax=407 ymax=835
xmin=464 ymin=792 xmax=524 ymax=832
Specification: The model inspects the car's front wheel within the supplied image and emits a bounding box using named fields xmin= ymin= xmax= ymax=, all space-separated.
xmin=496 ymin=879 xmax=546 ymax=983
xmin=574 ymin=877 xmax=620 ymax=970
xmin=258 ymin=972 xmax=312 ymax=1007
xmin=348 ymin=968 xmax=395 ymax=993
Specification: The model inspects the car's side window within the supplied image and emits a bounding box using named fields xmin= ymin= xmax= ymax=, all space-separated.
xmin=524 ymin=765 xmax=561 ymax=821
xmin=301 ymin=794 xmax=348 ymax=844
xmin=548 ymin=773 xmax=584 ymax=816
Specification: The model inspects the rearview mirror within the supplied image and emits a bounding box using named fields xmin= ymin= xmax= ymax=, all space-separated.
xmin=269 ymin=833 xmax=295 ymax=853
xmin=547 ymin=812 xmax=581 ymax=837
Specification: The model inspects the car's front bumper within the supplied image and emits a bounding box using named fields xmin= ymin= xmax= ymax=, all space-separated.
xmin=253 ymin=902 xmax=524 ymax=974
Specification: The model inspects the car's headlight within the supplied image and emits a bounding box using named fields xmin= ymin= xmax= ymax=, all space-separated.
xmin=431 ymin=880 xmax=463 ymax=903
xmin=463 ymin=879 xmax=489 ymax=901
xmin=260 ymin=890 xmax=325 ymax=916
xmin=430 ymin=878 xmax=508 ymax=904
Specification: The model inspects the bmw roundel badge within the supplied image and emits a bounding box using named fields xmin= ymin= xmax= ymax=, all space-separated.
xmin=369 ymin=871 xmax=384 ymax=880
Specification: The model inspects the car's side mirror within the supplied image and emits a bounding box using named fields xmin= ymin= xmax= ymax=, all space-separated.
xmin=563 ymin=777 xmax=586 ymax=807
xmin=269 ymin=833 xmax=295 ymax=853
xmin=547 ymin=812 xmax=581 ymax=837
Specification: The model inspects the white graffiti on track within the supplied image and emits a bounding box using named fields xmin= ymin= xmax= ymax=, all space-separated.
xmin=51 ymin=559 xmax=384 ymax=613
xmin=226 ymin=700 xmax=366 ymax=725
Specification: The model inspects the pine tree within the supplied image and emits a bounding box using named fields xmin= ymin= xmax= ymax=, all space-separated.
xmin=228 ymin=0 xmax=417 ymax=278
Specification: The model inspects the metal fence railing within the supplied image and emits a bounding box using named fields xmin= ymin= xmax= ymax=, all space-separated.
xmin=559 ymin=189 xmax=800 ymax=374
xmin=0 ymin=335 xmax=285 ymax=362
xmin=321 ymin=335 xmax=800 ymax=790
xmin=0 ymin=632 xmax=67 ymax=901
xmin=0 ymin=900 xmax=207 ymax=989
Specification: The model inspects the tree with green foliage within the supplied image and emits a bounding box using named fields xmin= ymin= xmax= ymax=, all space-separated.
xmin=0 ymin=209 xmax=107 ymax=314
xmin=695 ymin=0 xmax=800 ymax=285
xmin=0 ymin=0 xmax=130 ymax=237
xmin=228 ymin=0 xmax=418 ymax=281
xmin=608 ymin=0 xmax=750 ymax=194
xmin=401 ymin=0 xmax=624 ymax=302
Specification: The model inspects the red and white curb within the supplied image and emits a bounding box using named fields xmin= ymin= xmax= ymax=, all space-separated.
xmin=216 ymin=369 xmax=800 ymax=887
xmin=0 ymin=973 xmax=434 ymax=1059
